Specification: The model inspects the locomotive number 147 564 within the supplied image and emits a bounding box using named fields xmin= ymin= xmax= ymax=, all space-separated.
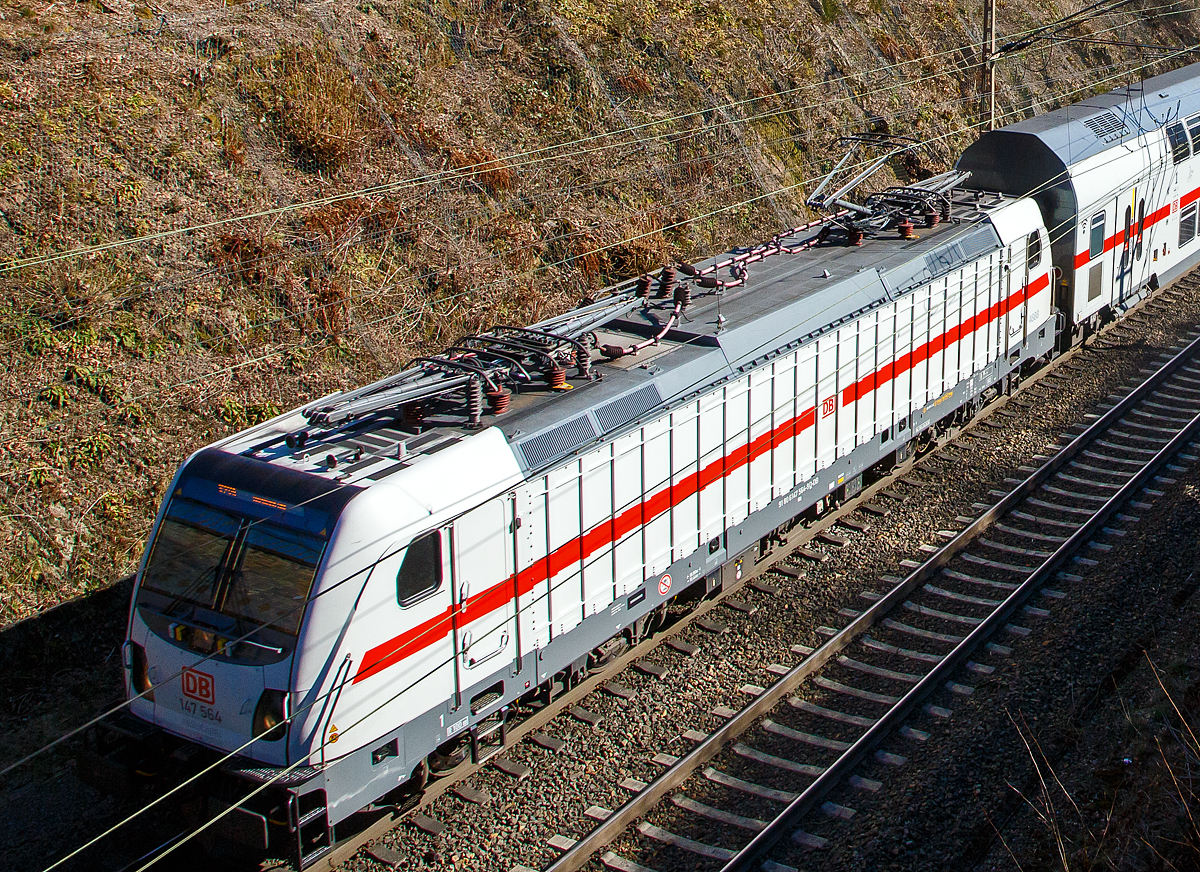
xmin=179 ymin=697 xmax=222 ymax=722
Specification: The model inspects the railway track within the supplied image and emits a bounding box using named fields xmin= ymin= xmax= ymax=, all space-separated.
xmin=293 ymin=281 xmax=1200 ymax=872
xmin=528 ymin=326 xmax=1200 ymax=872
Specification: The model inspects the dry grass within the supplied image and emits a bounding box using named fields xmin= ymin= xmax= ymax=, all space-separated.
xmin=607 ymin=214 xmax=670 ymax=280
xmin=221 ymin=119 xmax=246 ymax=169
xmin=672 ymin=133 xmax=717 ymax=185
xmin=1004 ymin=658 xmax=1200 ymax=870
xmin=239 ymin=42 xmax=366 ymax=174
xmin=877 ymin=31 xmax=907 ymax=64
xmin=304 ymin=197 xmax=414 ymax=250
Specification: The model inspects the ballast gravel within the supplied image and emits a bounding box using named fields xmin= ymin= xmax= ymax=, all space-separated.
xmin=332 ymin=281 xmax=1200 ymax=872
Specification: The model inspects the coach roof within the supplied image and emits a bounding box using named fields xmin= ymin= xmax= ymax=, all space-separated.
xmin=959 ymin=61 xmax=1200 ymax=188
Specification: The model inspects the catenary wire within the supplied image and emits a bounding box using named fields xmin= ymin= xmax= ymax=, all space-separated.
xmin=0 ymin=0 xmax=1184 ymax=372
xmin=0 ymin=49 xmax=1178 ymax=475
xmin=0 ymin=0 xmax=1182 ymax=273
xmin=31 ymin=52 xmax=1194 ymax=870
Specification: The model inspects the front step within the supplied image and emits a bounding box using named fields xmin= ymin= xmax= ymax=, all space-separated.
xmin=470 ymin=707 xmax=509 ymax=764
xmin=292 ymin=788 xmax=332 ymax=869
xmin=301 ymin=843 xmax=333 ymax=868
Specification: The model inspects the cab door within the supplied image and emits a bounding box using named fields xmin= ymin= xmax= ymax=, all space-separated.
xmin=335 ymin=528 xmax=455 ymax=755
xmin=451 ymin=496 xmax=517 ymax=695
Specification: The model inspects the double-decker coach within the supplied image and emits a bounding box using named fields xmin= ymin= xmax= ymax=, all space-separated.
xmin=958 ymin=62 xmax=1200 ymax=347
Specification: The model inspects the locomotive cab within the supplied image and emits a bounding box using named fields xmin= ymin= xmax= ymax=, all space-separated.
xmin=116 ymin=422 xmax=525 ymax=864
xmin=127 ymin=450 xmax=359 ymax=768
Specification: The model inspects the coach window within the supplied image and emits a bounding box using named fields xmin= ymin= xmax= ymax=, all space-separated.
xmin=1167 ymin=122 xmax=1191 ymax=163
xmin=397 ymin=530 xmax=442 ymax=606
xmin=1187 ymin=114 xmax=1200 ymax=149
xmin=1025 ymin=231 xmax=1041 ymax=271
xmin=1180 ymin=203 xmax=1197 ymax=248
xmin=1089 ymin=211 xmax=1106 ymax=260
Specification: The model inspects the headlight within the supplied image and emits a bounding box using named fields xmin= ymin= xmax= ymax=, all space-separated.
xmin=253 ymin=689 xmax=288 ymax=742
xmin=127 ymin=641 xmax=154 ymax=702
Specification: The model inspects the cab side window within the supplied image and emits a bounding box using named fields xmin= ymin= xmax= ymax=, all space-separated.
xmin=397 ymin=531 xmax=442 ymax=606
xmin=1026 ymin=231 xmax=1041 ymax=271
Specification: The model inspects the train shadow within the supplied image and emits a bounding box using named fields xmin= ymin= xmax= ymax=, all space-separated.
xmin=0 ymin=576 xmax=133 ymax=773
xmin=0 ymin=578 xmax=134 ymax=870
xmin=0 ymin=583 xmax=372 ymax=871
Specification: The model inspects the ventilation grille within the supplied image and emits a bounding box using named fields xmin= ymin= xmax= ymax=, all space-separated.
xmin=518 ymin=415 xmax=597 ymax=468
xmin=883 ymin=225 xmax=1000 ymax=295
xmin=595 ymin=384 xmax=663 ymax=433
xmin=1084 ymin=112 xmax=1128 ymax=143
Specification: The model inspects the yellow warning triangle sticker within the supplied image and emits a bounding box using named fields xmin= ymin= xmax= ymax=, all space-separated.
xmin=328 ymin=724 xmax=339 ymax=744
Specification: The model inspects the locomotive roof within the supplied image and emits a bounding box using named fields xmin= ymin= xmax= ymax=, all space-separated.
xmin=962 ymin=62 xmax=1200 ymax=173
xmin=493 ymin=208 xmax=1006 ymax=458
xmin=218 ymin=191 xmax=1026 ymax=483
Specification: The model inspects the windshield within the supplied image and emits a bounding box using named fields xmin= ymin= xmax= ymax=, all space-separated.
xmin=223 ymin=523 xmax=324 ymax=632
xmin=141 ymin=497 xmax=325 ymax=636
xmin=141 ymin=500 xmax=240 ymax=611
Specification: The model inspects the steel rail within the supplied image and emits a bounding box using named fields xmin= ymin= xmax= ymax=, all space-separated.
xmin=724 ymin=343 xmax=1200 ymax=870
xmin=545 ymin=328 xmax=1200 ymax=872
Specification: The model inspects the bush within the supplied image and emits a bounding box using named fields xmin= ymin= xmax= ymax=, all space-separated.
xmin=241 ymin=43 xmax=365 ymax=174
xmin=72 ymin=433 xmax=113 ymax=468
xmin=210 ymin=230 xmax=282 ymax=288
xmin=449 ymin=146 xmax=513 ymax=194
xmin=37 ymin=384 xmax=70 ymax=408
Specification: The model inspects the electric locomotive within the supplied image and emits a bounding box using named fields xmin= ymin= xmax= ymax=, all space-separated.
xmin=90 ymin=61 xmax=1200 ymax=867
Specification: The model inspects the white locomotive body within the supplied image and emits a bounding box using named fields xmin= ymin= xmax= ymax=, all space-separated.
xmin=106 ymin=63 xmax=1200 ymax=866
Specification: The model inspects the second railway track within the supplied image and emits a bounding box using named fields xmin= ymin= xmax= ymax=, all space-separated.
xmin=532 ymin=327 xmax=1200 ymax=871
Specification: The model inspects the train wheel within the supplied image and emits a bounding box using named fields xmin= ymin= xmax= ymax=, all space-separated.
xmin=410 ymin=758 xmax=429 ymax=791
xmin=379 ymin=760 xmax=428 ymax=810
xmin=588 ymin=635 xmax=629 ymax=669
xmin=628 ymin=614 xmax=653 ymax=644
xmin=427 ymin=738 xmax=467 ymax=776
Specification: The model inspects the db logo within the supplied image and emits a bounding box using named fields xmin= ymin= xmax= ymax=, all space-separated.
xmin=181 ymin=667 xmax=215 ymax=704
xmin=821 ymin=396 xmax=837 ymax=418
xmin=658 ymin=574 xmax=672 ymax=596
